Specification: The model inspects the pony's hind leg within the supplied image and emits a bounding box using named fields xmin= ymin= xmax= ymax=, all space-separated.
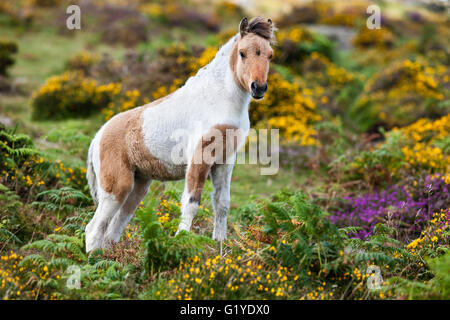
xmin=102 ymin=177 xmax=152 ymax=247
xmin=85 ymin=193 xmax=123 ymax=252
xmin=85 ymin=172 xmax=134 ymax=252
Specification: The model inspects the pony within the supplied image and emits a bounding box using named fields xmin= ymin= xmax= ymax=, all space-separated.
xmin=85 ymin=17 xmax=275 ymax=252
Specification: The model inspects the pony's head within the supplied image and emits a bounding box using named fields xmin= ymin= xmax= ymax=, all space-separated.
xmin=230 ymin=17 xmax=275 ymax=99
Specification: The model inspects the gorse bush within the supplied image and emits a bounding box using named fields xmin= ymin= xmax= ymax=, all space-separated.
xmin=353 ymin=28 xmax=395 ymax=49
xmin=299 ymin=52 xmax=361 ymax=117
xmin=102 ymin=88 xmax=147 ymax=121
xmin=274 ymin=26 xmax=335 ymax=72
xmin=276 ymin=1 xmax=366 ymax=27
xmin=65 ymin=44 xmax=216 ymax=121
xmin=395 ymin=115 xmax=450 ymax=174
xmin=347 ymin=114 xmax=450 ymax=184
xmin=386 ymin=210 xmax=450 ymax=299
xmin=31 ymin=71 xmax=121 ymax=120
xmin=251 ymin=73 xmax=321 ymax=146
xmin=145 ymin=254 xmax=303 ymax=300
xmin=405 ymin=209 xmax=450 ymax=260
xmin=66 ymin=51 xmax=100 ymax=76
xmin=351 ymin=59 xmax=448 ymax=131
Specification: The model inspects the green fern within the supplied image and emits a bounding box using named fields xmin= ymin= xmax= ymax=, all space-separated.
xmin=0 ymin=183 xmax=22 ymax=244
xmin=32 ymin=187 xmax=90 ymax=217
xmin=136 ymin=196 xmax=214 ymax=273
xmin=263 ymin=191 xmax=343 ymax=271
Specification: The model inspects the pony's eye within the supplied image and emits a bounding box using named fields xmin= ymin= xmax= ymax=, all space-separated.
xmin=239 ymin=51 xmax=246 ymax=59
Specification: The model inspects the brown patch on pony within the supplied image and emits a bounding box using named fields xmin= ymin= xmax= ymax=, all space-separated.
xmin=186 ymin=124 xmax=242 ymax=204
xmin=99 ymin=96 xmax=174 ymax=203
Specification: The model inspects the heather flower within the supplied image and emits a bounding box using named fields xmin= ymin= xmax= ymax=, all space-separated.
xmin=330 ymin=174 xmax=449 ymax=239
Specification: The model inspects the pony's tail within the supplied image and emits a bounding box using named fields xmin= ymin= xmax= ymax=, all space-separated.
xmin=87 ymin=140 xmax=98 ymax=206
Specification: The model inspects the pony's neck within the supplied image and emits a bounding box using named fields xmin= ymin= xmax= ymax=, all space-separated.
xmin=225 ymin=63 xmax=251 ymax=110
xmin=193 ymin=34 xmax=250 ymax=112
xmin=223 ymin=35 xmax=250 ymax=111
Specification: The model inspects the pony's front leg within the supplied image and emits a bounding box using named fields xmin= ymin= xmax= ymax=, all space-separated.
xmin=177 ymin=186 xmax=199 ymax=233
xmin=210 ymin=163 xmax=234 ymax=241
xmin=177 ymin=161 xmax=211 ymax=234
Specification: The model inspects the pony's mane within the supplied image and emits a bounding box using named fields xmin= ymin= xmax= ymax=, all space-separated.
xmin=185 ymin=34 xmax=238 ymax=84
xmin=242 ymin=17 xmax=276 ymax=43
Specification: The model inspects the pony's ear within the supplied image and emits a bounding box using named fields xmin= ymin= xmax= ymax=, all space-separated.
xmin=239 ymin=17 xmax=248 ymax=37
xmin=268 ymin=18 xmax=272 ymax=25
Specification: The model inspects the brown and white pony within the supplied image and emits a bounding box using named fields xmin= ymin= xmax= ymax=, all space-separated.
xmin=85 ymin=17 xmax=275 ymax=252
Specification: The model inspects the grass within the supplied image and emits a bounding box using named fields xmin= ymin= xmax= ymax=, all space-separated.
xmin=1 ymin=24 xmax=125 ymax=91
xmin=0 ymin=21 xmax=123 ymax=164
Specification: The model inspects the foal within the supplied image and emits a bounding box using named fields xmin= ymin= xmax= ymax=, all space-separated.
xmin=85 ymin=17 xmax=275 ymax=252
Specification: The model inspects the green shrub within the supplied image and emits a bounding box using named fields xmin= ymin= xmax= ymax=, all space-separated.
xmin=0 ymin=125 xmax=88 ymax=196
xmin=0 ymin=40 xmax=18 ymax=76
xmin=274 ymin=26 xmax=335 ymax=73
xmin=389 ymin=251 xmax=450 ymax=299
xmin=262 ymin=191 xmax=344 ymax=271
xmin=0 ymin=183 xmax=23 ymax=244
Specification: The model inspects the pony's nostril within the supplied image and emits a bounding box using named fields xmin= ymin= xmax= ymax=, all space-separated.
xmin=251 ymin=82 xmax=257 ymax=91
xmin=262 ymin=83 xmax=268 ymax=93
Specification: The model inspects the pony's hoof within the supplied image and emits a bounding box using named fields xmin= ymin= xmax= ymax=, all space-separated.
xmin=85 ymin=233 xmax=103 ymax=253
xmin=101 ymin=237 xmax=117 ymax=249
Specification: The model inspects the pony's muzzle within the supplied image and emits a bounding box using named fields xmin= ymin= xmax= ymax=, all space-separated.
xmin=251 ymin=81 xmax=268 ymax=99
